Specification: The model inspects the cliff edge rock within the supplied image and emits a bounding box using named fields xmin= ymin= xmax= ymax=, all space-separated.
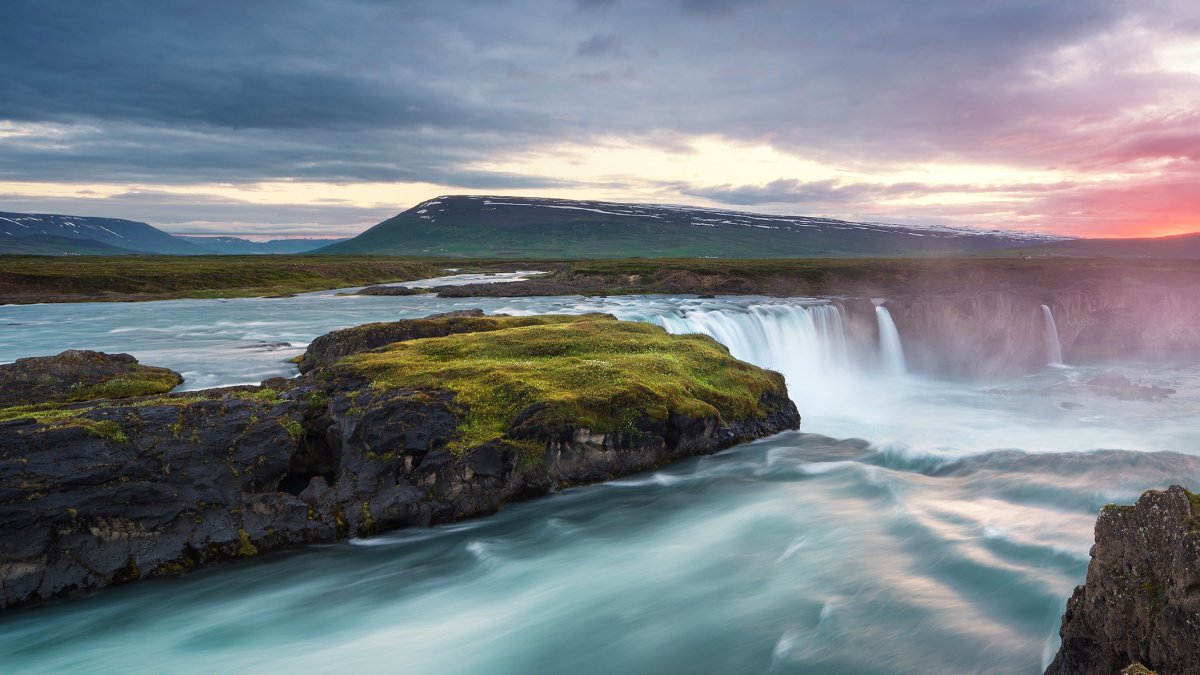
xmin=1047 ymin=486 xmax=1200 ymax=675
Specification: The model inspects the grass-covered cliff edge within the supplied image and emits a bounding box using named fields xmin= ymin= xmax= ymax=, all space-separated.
xmin=0 ymin=314 xmax=798 ymax=609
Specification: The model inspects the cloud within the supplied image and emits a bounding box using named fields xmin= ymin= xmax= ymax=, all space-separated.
xmin=576 ymin=34 xmax=624 ymax=58
xmin=0 ymin=0 xmax=1197 ymax=236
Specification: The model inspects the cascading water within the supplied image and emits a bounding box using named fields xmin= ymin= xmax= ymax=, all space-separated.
xmin=1041 ymin=304 xmax=1064 ymax=366
xmin=873 ymin=301 xmax=907 ymax=376
xmin=652 ymin=302 xmax=854 ymax=403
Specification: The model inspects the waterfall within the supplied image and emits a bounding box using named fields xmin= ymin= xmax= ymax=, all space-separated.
xmin=873 ymin=303 xmax=907 ymax=376
xmin=1041 ymin=304 xmax=1064 ymax=366
xmin=653 ymin=303 xmax=851 ymax=389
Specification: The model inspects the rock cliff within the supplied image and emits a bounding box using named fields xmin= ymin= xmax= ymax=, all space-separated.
xmin=1046 ymin=486 xmax=1200 ymax=675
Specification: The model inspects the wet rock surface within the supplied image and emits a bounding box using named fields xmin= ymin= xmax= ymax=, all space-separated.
xmin=1046 ymin=486 xmax=1200 ymax=675
xmin=0 ymin=318 xmax=799 ymax=609
xmin=0 ymin=350 xmax=182 ymax=406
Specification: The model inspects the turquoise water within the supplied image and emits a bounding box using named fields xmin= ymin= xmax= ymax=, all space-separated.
xmin=3 ymin=280 xmax=1199 ymax=673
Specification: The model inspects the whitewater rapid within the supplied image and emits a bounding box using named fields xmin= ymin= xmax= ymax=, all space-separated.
xmin=3 ymin=278 xmax=1200 ymax=674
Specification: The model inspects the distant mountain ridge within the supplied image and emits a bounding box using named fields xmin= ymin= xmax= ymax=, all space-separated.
xmin=1018 ymin=232 xmax=1200 ymax=259
xmin=0 ymin=212 xmax=208 ymax=255
xmin=178 ymin=236 xmax=348 ymax=255
xmin=317 ymin=195 xmax=1070 ymax=258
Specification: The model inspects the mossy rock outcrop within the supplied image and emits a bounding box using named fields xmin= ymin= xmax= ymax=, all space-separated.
xmin=0 ymin=349 xmax=182 ymax=407
xmin=0 ymin=314 xmax=799 ymax=609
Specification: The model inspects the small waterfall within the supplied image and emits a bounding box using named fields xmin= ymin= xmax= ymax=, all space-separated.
xmin=873 ymin=302 xmax=907 ymax=376
xmin=1040 ymin=304 xmax=1064 ymax=366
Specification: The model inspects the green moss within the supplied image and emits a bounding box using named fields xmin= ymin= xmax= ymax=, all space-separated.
xmin=0 ymin=402 xmax=85 ymax=424
xmin=281 ymin=419 xmax=304 ymax=439
xmin=235 ymin=528 xmax=259 ymax=557
xmin=360 ymin=501 xmax=374 ymax=534
xmin=340 ymin=316 xmax=786 ymax=455
xmin=236 ymin=388 xmax=280 ymax=403
xmin=66 ymin=369 xmax=182 ymax=402
xmin=0 ymin=390 xmax=221 ymax=428
xmin=306 ymin=391 xmax=330 ymax=411
xmin=86 ymin=419 xmax=129 ymax=444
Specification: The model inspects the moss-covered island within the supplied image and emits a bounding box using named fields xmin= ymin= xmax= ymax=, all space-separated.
xmin=0 ymin=314 xmax=799 ymax=609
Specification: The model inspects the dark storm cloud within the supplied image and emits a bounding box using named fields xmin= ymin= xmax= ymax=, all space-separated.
xmin=1 ymin=0 xmax=1197 ymax=231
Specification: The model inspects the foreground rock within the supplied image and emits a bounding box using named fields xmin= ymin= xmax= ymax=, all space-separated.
xmin=1046 ymin=486 xmax=1200 ymax=675
xmin=0 ymin=315 xmax=799 ymax=609
xmin=0 ymin=350 xmax=182 ymax=406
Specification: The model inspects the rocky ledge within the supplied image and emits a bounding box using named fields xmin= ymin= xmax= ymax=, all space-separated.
xmin=1046 ymin=486 xmax=1200 ymax=675
xmin=0 ymin=314 xmax=798 ymax=609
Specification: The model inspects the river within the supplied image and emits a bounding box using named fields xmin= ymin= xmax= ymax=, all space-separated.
xmin=2 ymin=273 xmax=1199 ymax=673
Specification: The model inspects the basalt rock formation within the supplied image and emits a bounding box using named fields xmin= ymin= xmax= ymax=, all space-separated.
xmin=0 ymin=315 xmax=799 ymax=609
xmin=0 ymin=350 xmax=182 ymax=406
xmin=1046 ymin=486 xmax=1200 ymax=675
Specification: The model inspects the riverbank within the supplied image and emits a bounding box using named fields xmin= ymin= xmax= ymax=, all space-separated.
xmin=0 ymin=255 xmax=447 ymax=304
xmin=7 ymin=255 xmax=1200 ymax=305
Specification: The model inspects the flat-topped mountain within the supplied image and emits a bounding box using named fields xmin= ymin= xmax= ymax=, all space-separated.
xmin=317 ymin=195 xmax=1068 ymax=258
xmin=0 ymin=212 xmax=208 ymax=256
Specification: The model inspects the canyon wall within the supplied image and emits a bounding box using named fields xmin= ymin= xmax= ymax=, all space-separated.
xmin=836 ymin=277 xmax=1200 ymax=378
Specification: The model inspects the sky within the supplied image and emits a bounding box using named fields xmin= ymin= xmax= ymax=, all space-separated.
xmin=1 ymin=0 xmax=1198 ymax=239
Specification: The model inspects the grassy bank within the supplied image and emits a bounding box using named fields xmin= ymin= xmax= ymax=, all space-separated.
xmin=0 ymin=255 xmax=446 ymax=303
xmin=4 ymin=254 xmax=1200 ymax=304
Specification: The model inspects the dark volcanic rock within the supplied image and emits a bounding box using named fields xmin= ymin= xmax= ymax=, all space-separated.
xmin=0 ymin=322 xmax=799 ymax=609
xmin=1046 ymin=486 xmax=1200 ymax=675
xmin=0 ymin=350 xmax=182 ymax=406
xmin=354 ymin=285 xmax=426 ymax=296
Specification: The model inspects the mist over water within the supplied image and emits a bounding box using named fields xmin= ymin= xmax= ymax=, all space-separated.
xmin=3 ymin=277 xmax=1200 ymax=673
